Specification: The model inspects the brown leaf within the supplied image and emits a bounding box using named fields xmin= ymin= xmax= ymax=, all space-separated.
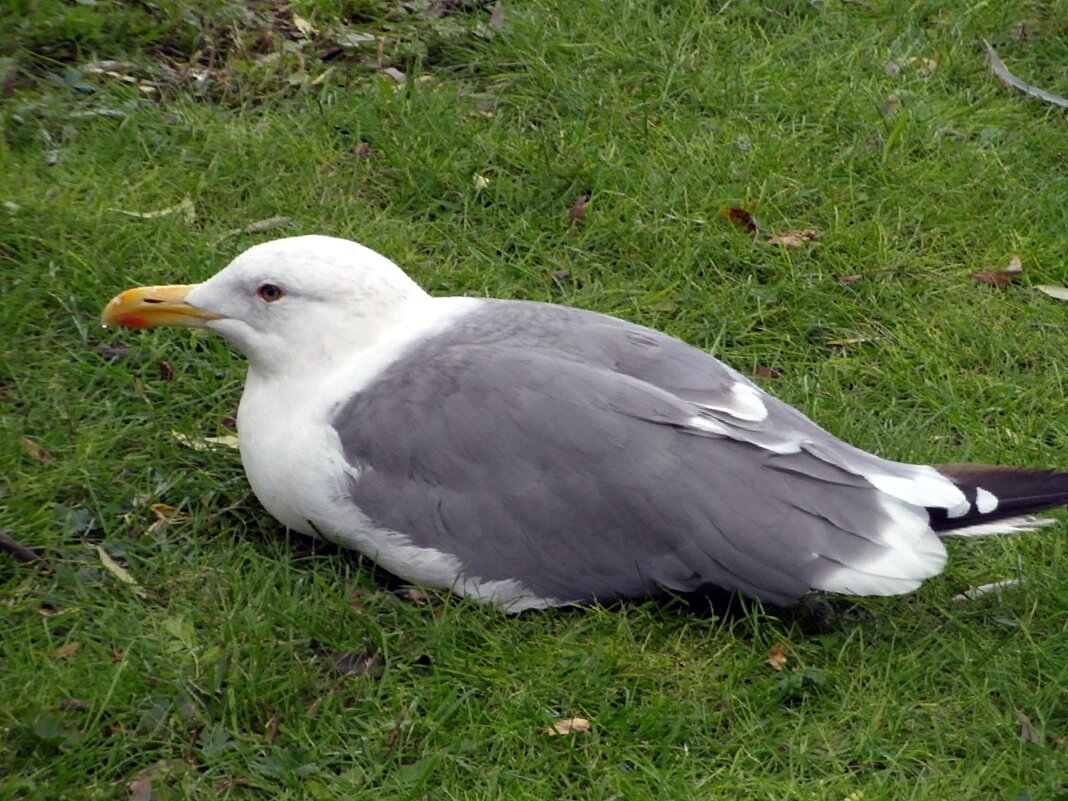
xmin=546 ymin=717 xmax=591 ymax=735
xmin=265 ymin=715 xmax=279 ymax=746
xmin=156 ymin=360 xmax=173 ymax=380
xmin=1017 ymin=711 xmax=1042 ymax=745
xmin=54 ymin=641 xmax=80 ymax=660
xmin=20 ymin=436 xmax=53 ymax=463
xmin=766 ymin=229 xmax=818 ymax=247
xmin=355 ymin=142 xmax=371 ymax=158
xmin=148 ymin=504 xmax=190 ymax=534
xmin=751 ymin=365 xmax=781 ymax=379
xmin=768 ymin=643 xmax=788 ymax=671
xmin=719 ymin=207 xmax=759 ymax=238
xmin=970 ymin=270 xmax=1017 ymax=289
xmin=568 ymin=195 xmax=589 ymax=228
xmin=837 ymin=274 xmax=863 ymax=285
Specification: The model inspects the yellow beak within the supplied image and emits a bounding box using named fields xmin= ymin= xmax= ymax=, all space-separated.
xmin=101 ymin=285 xmax=220 ymax=329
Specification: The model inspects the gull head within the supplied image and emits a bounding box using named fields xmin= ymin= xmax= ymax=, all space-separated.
xmin=101 ymin=235 xmax=429 ymax=374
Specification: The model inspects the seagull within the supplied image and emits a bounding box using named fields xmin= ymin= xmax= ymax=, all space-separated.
xmin=102 ymin=235 xmax=1068 ymax=611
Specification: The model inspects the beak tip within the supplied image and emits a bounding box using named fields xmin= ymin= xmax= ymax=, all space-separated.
xmin=99 ymin=284 xmax=212 ymax=329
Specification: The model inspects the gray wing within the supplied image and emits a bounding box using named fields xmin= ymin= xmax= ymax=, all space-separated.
xmin=332 ymin=301 xmax=958 ymax=607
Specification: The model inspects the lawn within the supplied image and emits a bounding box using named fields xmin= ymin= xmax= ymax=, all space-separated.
xmin=2 ymin=0 xmax=1067 ymax=798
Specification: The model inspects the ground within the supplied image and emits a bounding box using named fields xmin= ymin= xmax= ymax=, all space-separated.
xmin=1 ymin=1 xmax=1067 ymax=798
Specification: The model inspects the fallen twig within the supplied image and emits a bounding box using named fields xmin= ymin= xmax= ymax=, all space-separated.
xmin=983 ymin=40 xmax=1068 ymax=110
xmin=0 ymin=529 xmax=49 ymax=568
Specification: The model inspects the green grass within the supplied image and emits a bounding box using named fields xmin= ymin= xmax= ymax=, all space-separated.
xmin=3 ymin=0 xmax=1068 ymax=798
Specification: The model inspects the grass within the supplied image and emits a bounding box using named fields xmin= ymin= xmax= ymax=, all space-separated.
xmin=2 ymin=0 xmax=1068 ymax=797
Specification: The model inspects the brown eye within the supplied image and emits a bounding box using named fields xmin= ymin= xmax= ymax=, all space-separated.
xmin=257 ymin=283 xmax=285 ymax=303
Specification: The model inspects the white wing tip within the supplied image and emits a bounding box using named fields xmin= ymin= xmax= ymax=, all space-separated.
xmin=940 ymin=515 xmax=1058 ymax=538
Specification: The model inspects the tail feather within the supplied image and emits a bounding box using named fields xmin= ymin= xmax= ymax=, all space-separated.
xmin=929 ymin=464 xmax=1068 ymax=534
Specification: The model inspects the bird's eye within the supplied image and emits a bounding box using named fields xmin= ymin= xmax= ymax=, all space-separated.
xmin=257 ymin=283 xmax=285 ymax=303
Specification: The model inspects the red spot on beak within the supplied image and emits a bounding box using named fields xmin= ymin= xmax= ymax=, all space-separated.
xmin=116 ymin=314 xmax=149 ymax=329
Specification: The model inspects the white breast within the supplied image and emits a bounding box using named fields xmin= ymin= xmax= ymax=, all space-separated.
xmin=233 ymin=297 xmax=568 ymax=610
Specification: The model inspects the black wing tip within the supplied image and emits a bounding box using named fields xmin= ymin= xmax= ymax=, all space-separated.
xmin=929 ymin=463 xmax=1068 ymax=532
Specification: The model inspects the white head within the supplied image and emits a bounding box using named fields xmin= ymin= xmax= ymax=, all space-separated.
xmin=102 ymin=235 xmax=430 ymax=375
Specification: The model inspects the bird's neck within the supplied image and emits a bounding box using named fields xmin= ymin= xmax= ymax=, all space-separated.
xmin=242 ymin=294 xmax=481 ymax=406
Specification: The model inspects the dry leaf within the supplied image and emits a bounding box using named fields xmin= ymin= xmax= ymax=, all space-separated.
xmin=490 ymin=1 xmax=506 ymax=30
xmin=381 ymin=67 xmax=406 ymax=85
xmin=149 ymin=503 xmax=189 ymax=523
xmin=970 ymin=270 xmax=1017 ymax=289
xmin=1017 ymin=711 xmax=1042 ymax=745
xmin=766 ymin=229 xmax=817 ymax=247
xmin=156 ymin=360 xmax=173 ymax=380
xmin=550 ymin=269 xmax=570 ymax=281
xmin=265 ymin=715 xmax=279 ymax=746
xmin=59 ymin=698 xmax=89 ymax=711
xmin=54 ymin=641 xmax=81 ymax=659
xmin=903 ymin=56 xmax=937 ymax=77
xmin=984 ymin=40 xmax=1068 ymax=110
xmin=244 ymin=216 xmax=292 ymax=234
xmin=1036 ymin=285 xmax=1068 ymax=302
xmin=569 ymin=195 xmax=589 ymax=228
xmin=396 ymin=586 xmax=436 ymax=603
xmin=1005 ymin=255 xmax=1023 ymax=273
xmin=334 ymin=28 xmax=376 ymax=48
xmin=96 ymin=546 xmax=148 ymax=598
xmin=292 ymin=14 xmax=317 ymax=38
xmin=170 ymin=430 xmax=240 ymax=452
xmin=128 ymin=772 xmax=153 ymax=801
xmin=719 ymin=207 xmax=759 ymax=238
xmin=838 ymin=274 xmax=863 ymax=285
xmin=546 ymin=717 xmax=591 ymax=735
xmin=882 ymin=93 xmax=900 ymax=116
xmin=752 ymin=365 xmax=781 ymax=379
xmin=768 ymin=643 xmax=788 ymax=671
xmin=473 ymin=173 xmax=491 ymax=190
xmin=111 ymin=196 xmax=195 ymax=223
xmin=951 ymin=579 xmax=1020 ymax=602
xmin=20 ymin=436 xmax=53 ymax=463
